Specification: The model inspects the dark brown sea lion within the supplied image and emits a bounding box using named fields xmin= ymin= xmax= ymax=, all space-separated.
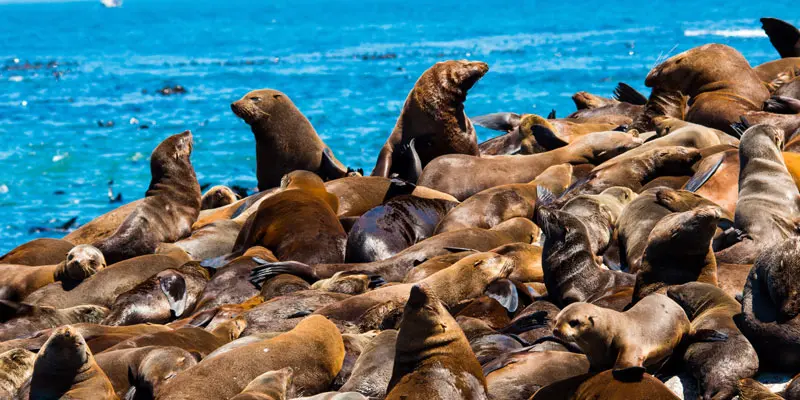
xmin=434 ymin=163 xmax=573 ymax=234
xmin=92 ymin=131 xmax=201 ymax=265
xmin=339 ymin=329 xmax=397 ymax=398
xmin=385 ymin=284 xmax=488 ymax=399
xmin=103 ymin=317 xmax=246 ymax=358
xmin=715 ymin=125 xmax=800 ymax=264
xmin=632 ymin=206 xmax=720 ymax=302
xmin=193 ymin=246 xmax=276 ymax=313
xmin=418 ymin=130 xmax=643 ymax=200
xmin=24 ymin=254 xmax=184 ymax=308
xmin=535 ymin=205 xmax=635 ymax=308
xmin=532 ymin=370 xmax=680 ymax=400
xmin=667 ymin=282 xmax=759 ymax=400
xmin=102 ymin=262 xmax=210 ymax=326
xmin=156 ymin=315 xmax=344 ymax=399
xmin=201 ymin=185 xmax=238 ymax=210
xmin=737 ymin=236 xmax=800 ymax=371
xmin=485 ymin=349 xmax=590 ymax=400
xmin=0 ymin=302 xmax=108 ymax=341
xmin=231 ymin=89 xmax=348 ymax=189
xmin=0 ymin=238 xmax=74 ymax=266
xmin=0 ymin=244 xmax=106 ymax=301
xmin=372 ymin=60 xmax=488 ymax=180
xmin=232 ymin=171 xmax=346 ymax=265
xmin=345 ymin=195 xmax=456 ymax=263
xmin=645 ymin=44 xmax=769 ymax=135
xmin=311 ymin=272 xmax=372 ymax=295
xmin=324 ymin=176 xmax=457 ymax=218
xmin=560 ymin=186 xmax=636 ymax=255
xmin=94 ymin=345 xmax=198 ymax=399
xmin=30 ymin=325 xmax=117 ymax=399
xmin=457 ymin=316 xmax=524 ymax=366
xmin=230 ymin=367 xmax=294 ymax=400
xmin=0 ymin=348 xmax=35 ymax=399
xmin=553 ymin=294 xmax=690 ymax=375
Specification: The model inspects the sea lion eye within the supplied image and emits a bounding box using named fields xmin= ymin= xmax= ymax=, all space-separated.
xmin=273 ymin=94 xmax=283 ymax=99
xmin=568 ymin=319 xmax=580 ymax=328
xmin=249 ymin=97 xmax=262 ymax=102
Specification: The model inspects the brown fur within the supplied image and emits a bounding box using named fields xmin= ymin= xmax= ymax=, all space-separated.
xmin=0 ymin=238 xmax=74 ymax=266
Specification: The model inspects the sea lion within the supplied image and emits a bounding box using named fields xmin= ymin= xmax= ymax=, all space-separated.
xmin=311 ymin=272 xmax=373 ymax=295
xmin=345 ymin=195 xmax=456 ymax=263
xmin=553 ymin=294 xmax=691 ymax=375
xmin=715 ymin=125 xmax=800 ymax=264
xmin=333 ymin=332 xmax=377 ymax=390
xmin=339 ymin=329 xmax=397 ymax=398
xmin=632 ymin=206 xmax=720 ymax=302
xmin=156 ymin=315 xmax=345 ymax=399
xmin=160 ymin=217 xmax=242 ymax=261
xmin=667 ymin=282 xmax=759 ymax=400
xmin=434 ymin=163 xmax=573 ymax=234
xmin=645 ymin=44 xmax=769 ymax=135
xmin=63 ymin=200 xmax=142 ymax=245
xmin=535 ymin=205 xmax=635 ymax=308
xmin=484 ymin=349 xmax=590 ymax=400
xmin=94 ymin=346 xmax=198 ymax=399
xmin=261 ymin=273 xmax=311 ymax=299
xmin=193 ymin=246 xmax=276 ymax=313
xmin=372 ymin=60 xmax=488 ymax=180
xmin=532 ymin=370 xmax=681 ymax=400
xmin=737 ymin=378 xmax=784 ymax=400
xmin=737 ymin=236 xmax=800 ymax=371
xmin=324 ymin=176 xmax=458 ymax=218
xmin=230 ymin=367 xmax=294 ymax=400
xmin=241 ymin=290 xmax=350 ymax=335
xmin=192 ymin=189 xmax=276 ymax=230
xmin=30 ymin=325 xmax=117 ymax=399
xmin=418 ymin=130 xmax=643 ymax=200
xmin=686 ymin=148 xmax=740 ymax=216
xmin=0 ymin=244 xmax=106 ymax=301
xmin=0 ymin=348 xmax=35 ymax=399
xmin=92 ymin=131 xmax=201 ymax=265
xmin=632 ymin=88 xmax=690 ymax=132
xmin=0 ymin=302 xmax=108 ymax=341
xmin=102 ymin=262 xmax=209 ymax=325
xmin=475 ymin=113 xmax=542 ymax=156
xmin=0 ymin=238 xmax=74 ymax=266
xmin=560 ymin=186 xmax=636 ymax=255
xmin=231 ymin=89 xmax=348 ymax=189
xmin=402 ymin=250 xmax=477 ymax=283
xmin=232 ymin=171 xmax=346 ymax=265
xmin=201 ymin=185 xmax=238 ymax=210
xmin=385 ymin=284 xmax=488 ymax=400
xmin=761 ymin=17 xmax=800 ymax=58
xmin=103 ymin=317 xmax=246 ymax=358
xmin=24 ymin=254 xmax=184 ymax=308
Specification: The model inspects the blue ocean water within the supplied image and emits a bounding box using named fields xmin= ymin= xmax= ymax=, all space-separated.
xmin=0 ymin=0 xmax=794 ymax=252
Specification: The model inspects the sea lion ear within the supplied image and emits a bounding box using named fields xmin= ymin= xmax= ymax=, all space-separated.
xmin=159 ymin=271 xmax=188 ymax=319
xmin=588 ymin=315 xmax=595 ymax=326
xmin=486 ymin=279 xmax=519 ymax=313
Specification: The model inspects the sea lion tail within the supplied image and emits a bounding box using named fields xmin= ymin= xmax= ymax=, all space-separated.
xmin=614 ymin=82 xmax=648 ymax=105
xmin=248 ymin=259 xmax=318 ymax=287
xmin=761 ymin=17 xmax=800 ymax=58
xmin=471 ymin=112 xmax=522 ymax=132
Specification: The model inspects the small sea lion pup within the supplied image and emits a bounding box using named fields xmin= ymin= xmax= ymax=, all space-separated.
xmin=737 ymin=236 xmax=800 ymax=371
xmin=92 ymin=131 xmax=201 ymax=265
xmin=553 ymin=294 xmax=692 ymax=378
xmin=715 ymin=124 xmax=800 ymax=265
xmin=30 ymin=325 xmax=117 ymax=399
xmin=644 ymin=44 xmax=769 ymax=135
xmin=372 ymin=60 xmax=489 ymax=181
xmin=385 ymin=284 xmax=488 ymax=400
xmin=667 ymin=282 xmax=759 ymax=400
xmin=231 ymin=89 xmax=349 ymax=189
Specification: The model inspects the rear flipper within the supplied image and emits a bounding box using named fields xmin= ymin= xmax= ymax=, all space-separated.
xmin=764 ymin=95 xmax=800 ymax=114
xmin=248 ymin=259 xmax=318 ymax=287
xmin=614 ymin=82 xmax=648 ymax=105
xmin=318 ymin=147 xmax=350 ymax=181
xmin=761 ymin=17 xmax=800 ymax=58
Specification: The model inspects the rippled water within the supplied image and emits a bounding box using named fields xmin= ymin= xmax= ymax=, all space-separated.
xmin=0 ymin=0 xmax=794 ymax=251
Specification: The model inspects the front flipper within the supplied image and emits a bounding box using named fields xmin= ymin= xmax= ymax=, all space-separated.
xmin=318 ymin=147 xmax=349 ymax=181
xmin=471 ymin=112 xmax=522 ymax=132
xmin=761 ymin=17 xmax=800 ymax=58
xmin=683 ymin=152 xmax=724 ymax=192
xmin=486 ymin=278 xmax=519 ymax=313
xmin=158 ymin=271 xmax=188 ymax=319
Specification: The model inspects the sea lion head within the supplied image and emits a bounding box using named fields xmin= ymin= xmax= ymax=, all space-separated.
xmin=398 ymin=284 xmax=455 ymax=352
xmin=211 ymin=315 xmax=248 ymax=341
xmin=32 ymin=325 xmax=91 ymax=388
xmin=646 ymin=205 xmax=721 ymax=257
xmin=231 ymin=88 xmax=296 ymax=126
xmin=239 ymin=367 xmax=295 ymax=399
xmin=470 ymin=253 xmax=515 ymax=284
xmin=535 ymin=207 xmax=588 ymax=248
xmin=56 ymin=244 xmax=106 ymax=282
xmin=62 ymin=304 xmax=110 ymax=324
xmin=521 ymin=114 xmax=565 ymax=150
xmin=740 ymin=124 xmax=784 ymax=159
xmin=552 ymin=302 xmax=603 ymax=344
xmin=132 ymin=347 xmax=199 ymax=399
xmin=599 ymin=186 xmax=637 ymax=207
xmin=421 ymin=60 xmax=489 ymax=104
xmin=200 ymin=185 xmax=238 ymax=210
xmin=311 ymin=271 xmax=371 ymax=295
xmin=758 ymin=237 xmax=800 ymax=323
xmin=152 ymin=130 xmax=193 ymax=165
xmin=572 ymin=91 xmax=616 ymax=110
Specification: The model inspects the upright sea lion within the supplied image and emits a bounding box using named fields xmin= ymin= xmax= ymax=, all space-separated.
xmin=193 ymin=246 xmax=276 ymax=313
xmin=0 ymin=238 xmax=74 ymax=266
xmin=94 ymin=346 xmax=198 ymax=399
xmin=372 ymin=60 xmax=488 ymax=180
xmin=433 ymin=163 xmax=573 ymax=234
xmin=24 ymin=254 xmax=184 ymax=308
xmin=560 ymin=186 xmax=636 ymax=255
xmin=156 ymin=315 xmax=344 ymax=399
xmin=632 ymin=206 xmax=720 ymax=302
xmin=0 ymin=302 xmax=108 ymax=341
xmin=232 ymin=171 xmax=346 ymax=265
xmin=418 ymin=130 xmax=642 ymax=200
xmin=535 ymin=205 xmax=635 ymax=308
xmin=715 ymin=125 xmax=800 ymax=264
xmin=0 ymin=244 xmax=106 ymax=301
xmin=0 ymin=348 xmax=35 ymax=399
xmin=231 ymin=89 xmax=348 ymax=189
xmin=230 ymin=367 xmax=294 ymax=400
xmin=667 ymin=282 xmax=759 ymax=400
xmin=345 ymin=195 xmax=456 ymax=263
xmin=201 ymin=185 xmax=238 ymax=210
xmin=737 ymin=236 xmax=800 ymax=371
xmin=339 ymin=329 xmax=397 ymax=398
xmin=553 ymin=294 xmax=691 ymax=376
xmin=645 ymin=44 xmax=769 ymax=135
xmin=385 ymin=284 xmax=488 ymax=400
xmin=92 ymin=131 xmax=201 ymax=265
xmin=30 ymin=325 xmax=117 ymax=399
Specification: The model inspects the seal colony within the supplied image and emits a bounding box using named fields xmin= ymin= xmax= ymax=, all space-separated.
xmin=6 ymin=16 xmax=800 ymax=400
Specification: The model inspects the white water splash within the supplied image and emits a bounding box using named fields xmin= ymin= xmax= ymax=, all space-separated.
xmin=684 ymin=29 xmax=766 ymax=38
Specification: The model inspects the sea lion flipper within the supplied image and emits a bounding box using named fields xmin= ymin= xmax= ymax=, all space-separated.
xmin=501 ymin=310 xmax=549 ymax=334
xmin=486 ymin=278 xmax=519 ymax=313
xmin=614 ymin=82 xmax=648 ymax=105
xmin=535 ymin=185 xmax=557 ymax=206
xmin=249 ymin=259 xmax=317 ymax=287
xmin=683 ymin=153 xmax=725 ymax=192
xmin=761 ymin=17 xmax=800 ymax=58
xmin=442 ymin=246 xmax=479 ymax=253
xmin=383 ymin=176 xmax=417 ymax=202
xmin=159 ymin=271 xmax=188 ymax=319
xmin=764 ymin=96 xmax=800 ymax=114
xmin=547 ymin=109 xmax=557 ymax=119
xmin=318 ymin=147 xmax=349 ymax=181
xmin=729 ymin=116 xmax=751 ymax=139
xmin=691 ymin=329 xmax=729 ymax=342
xmin=471 ymin=112 xmax=522 ymax=132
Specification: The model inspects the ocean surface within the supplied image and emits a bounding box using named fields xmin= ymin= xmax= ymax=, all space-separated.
xmin=0 ymin=0 xmax=795 ymax=252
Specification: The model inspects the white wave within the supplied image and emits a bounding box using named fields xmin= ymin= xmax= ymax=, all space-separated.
xmin=684 ymin=29 xmax=766 ymax=38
